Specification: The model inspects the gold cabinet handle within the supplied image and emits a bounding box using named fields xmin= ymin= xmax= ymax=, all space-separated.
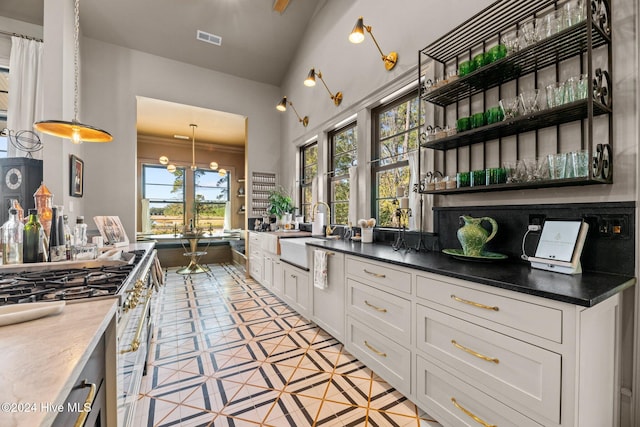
xmin=72 ymin=380 xmax=96 ymax=427
xmin=363 ymin=269 xmax=386 ymax=278
xmin=121 ymin=289 xmax=153 ymax=354
xmin=326 ymin=251 xmax=335 ymax=256
xmin=364 ymin=340 xmax=387 ymax=357
xmin=451 ymin=397 xmax=496 ymax=427
xmin=364 ymin=300 xmax=388 ymax=313
xmin=451 ymin=294 xmax=499 ymax=311
xmin=451 ymin=340 xmax=499 ymax=364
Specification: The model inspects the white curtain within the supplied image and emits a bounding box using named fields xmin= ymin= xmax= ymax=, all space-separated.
xmin=8 ymin=37 xmax=44 ymax=158
xmin=408 ymin=151 xmax=419 ymax=230
xmin=348 ymin=165 xmax=358 ymax=226
xmin=223 ymin=201 xmax=232 ymax=230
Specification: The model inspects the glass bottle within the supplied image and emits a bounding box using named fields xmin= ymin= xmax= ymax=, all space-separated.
xmin=48 ymin=207 xmax=61 ymax=261
xmin=23 ymin=209 xmax=41 ymax=263
xmin=2 ymin=208 xmax=24 ymax=264
xmin=33 ymin=182 xmax=53 ymax=238
xmin=74 ymin=216 xmax=88 ymax=246
xmin=56 ymin=206 xmax=66 ymax=246
xmin=63 ymin=215 xmax=72 ymax=260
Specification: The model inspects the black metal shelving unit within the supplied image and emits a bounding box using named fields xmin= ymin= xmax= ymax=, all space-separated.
xmin=417 ymin=0 xmax=613 ymax=195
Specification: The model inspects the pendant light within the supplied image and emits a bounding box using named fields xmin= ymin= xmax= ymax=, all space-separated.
xmin=33 ymin=0 xmax=112 ymax=143
xmin=160 ymin=124 xmax=225 ymax=175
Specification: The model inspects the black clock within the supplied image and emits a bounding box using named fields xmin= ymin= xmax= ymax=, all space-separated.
xmin=0 ymin=158 xmax=43 ymax=224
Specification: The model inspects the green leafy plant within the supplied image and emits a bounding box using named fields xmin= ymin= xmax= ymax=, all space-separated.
xmin=267 ymin=186 xmax=294 ymax=219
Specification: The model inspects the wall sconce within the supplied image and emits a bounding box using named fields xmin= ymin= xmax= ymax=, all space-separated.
xmin=276 ymin=96 xmax=309 ymax=127
xmin=348 ymin=16 xmax=398 ymax=71
xmin=304 ymin=68 xmax=343 ymax=106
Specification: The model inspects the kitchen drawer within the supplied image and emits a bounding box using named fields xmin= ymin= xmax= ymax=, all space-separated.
xmin=417 ymin=304 xmax=560 ymax=422
xmin=416 ymin=355 xmax=544 ymax=427
xmin=416 ymin=273 xmax=562 ymax=343
xmin=347 ymin=278 xmax=411 ymax=346
xmin=346 ymin=315 xmax=411 ymax=396
xmin=248 ymin=233 xmax=262 ymax=256
xmin=346 ymin=256 xmax=411 ymax=295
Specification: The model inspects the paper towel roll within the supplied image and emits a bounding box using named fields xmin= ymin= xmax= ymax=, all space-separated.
xmin=312 ymin=213 xmax=325 ymax=236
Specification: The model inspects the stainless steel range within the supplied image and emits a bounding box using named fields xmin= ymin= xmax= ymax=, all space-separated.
xmin=0 ymin=243 xmax=162 ymax=427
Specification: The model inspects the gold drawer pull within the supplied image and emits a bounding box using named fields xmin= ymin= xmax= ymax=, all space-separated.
xmin=364 ymin=340 xmax=387 ymax=357
xmin=364 ymin=300 xmax=388 ymax=313
xmin=451 ymin=294 xmax=499 ymax=311
xmin=451 ymin=397 xmax=496 ymax=427
xmin=326 ymin=251 xmax=335 ymax=256
xmin=451 ymin=340 xmax=499 ymax=364
xmin=73 ymin=380 xmax=97 ymax=427
xmin=364 ymin=269 xmax=386 ymax=278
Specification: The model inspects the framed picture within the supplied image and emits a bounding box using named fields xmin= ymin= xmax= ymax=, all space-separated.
xmin=70 ymin=155 xmax=84 ymax=197
xmin=93 ymin=215 xmax=130 ymax=247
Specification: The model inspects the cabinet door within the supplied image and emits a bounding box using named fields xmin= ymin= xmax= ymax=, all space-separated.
xmin=283 ymin=265 xmax=309 ymax=317
xmin=312 ymin=250 xmax=345 ymax=342
xmin=262 ymin=255 xmax=273 ymax=289
xmin=272 ymin=259 xmax=284 ymax=297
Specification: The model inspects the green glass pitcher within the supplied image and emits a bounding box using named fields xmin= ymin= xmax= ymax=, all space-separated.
xmin=457 ymin=215 xmax=498 ymax=257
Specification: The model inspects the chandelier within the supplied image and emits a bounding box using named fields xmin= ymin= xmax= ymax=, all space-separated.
xmin=159 ymin=124 xmax=226 ymax=176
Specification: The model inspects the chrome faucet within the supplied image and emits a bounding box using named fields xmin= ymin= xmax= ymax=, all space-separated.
xmin=311 ymin=201 xmax=333 ymax=237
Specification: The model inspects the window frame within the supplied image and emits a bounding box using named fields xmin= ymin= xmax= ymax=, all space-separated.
xmin=142 ymin=164 xmax=187 ymax=234
xmin=0 ymin=67 xmax=9 ymax=157
xmin=328 ymin=121 xmax=357 ymax=226
xmin=370 ymin=90 xmax=421 ymax=227
xmin=299 ymin=141 xmax=317 ymax=221
xmin=193 ymin=168 xmax=230 ymax=230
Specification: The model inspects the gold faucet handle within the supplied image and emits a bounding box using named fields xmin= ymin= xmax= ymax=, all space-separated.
xmin=325 ymin=224 xmax=334 ymax=236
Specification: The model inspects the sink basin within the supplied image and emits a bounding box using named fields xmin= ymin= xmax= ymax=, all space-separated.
xmin=279 ymin=237 xmax=324 ymax=269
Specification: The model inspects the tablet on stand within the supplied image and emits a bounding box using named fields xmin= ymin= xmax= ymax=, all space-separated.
xmin=528 ymin=220 xmax=589 ymax=275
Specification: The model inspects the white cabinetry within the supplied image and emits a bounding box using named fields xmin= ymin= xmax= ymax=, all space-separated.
xmin=345 ymin=255 xmax=413 ymax=398
xmin=282 ymin=262 xmax=309 ymax=318
xmin=414 ymin=271 xmax=621 ymax=427
xmin=248 ymin=232 xmax=263 ymax=282
xmin=310 ymin=248 xmax=345 ymax=342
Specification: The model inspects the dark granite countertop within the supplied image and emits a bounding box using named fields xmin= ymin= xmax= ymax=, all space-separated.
xmin=306 ymin=239 xmax=636 ymax=307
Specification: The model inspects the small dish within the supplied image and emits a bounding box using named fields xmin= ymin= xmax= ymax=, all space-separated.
xmin=351 ymin=236 xmax=362 ymax=242
xmin=442 ymin=248 xmax=507 ymax=262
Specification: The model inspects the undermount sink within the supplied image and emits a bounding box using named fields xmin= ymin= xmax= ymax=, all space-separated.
xmin=279 ymin=237 xmax=325 ymax=269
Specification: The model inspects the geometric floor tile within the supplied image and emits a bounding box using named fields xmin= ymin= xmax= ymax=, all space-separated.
xmin=136 ymin=263 xmax=443 ymax=427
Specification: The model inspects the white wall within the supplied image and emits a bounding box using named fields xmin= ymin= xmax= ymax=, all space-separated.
xmin=278 ymin=0 xmax=637 ymax=220
xmin=71 ymin=37 xmax=281 ymax=238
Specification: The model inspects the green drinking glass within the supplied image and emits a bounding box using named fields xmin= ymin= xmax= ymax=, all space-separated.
xmin=458 ymin=61 xmax=473 ymax=77
xmin=471 ymin=112 xmax=486 ymax=129
xmin=488 ymin=44 xmax=507 ymax=62
xmin=473 ymin=53 xmax=487 ymax=70
xmin=456 ymin=172 xmax=470 ymax=188
xmin=456 ymin=117 xmax=471 ymax=132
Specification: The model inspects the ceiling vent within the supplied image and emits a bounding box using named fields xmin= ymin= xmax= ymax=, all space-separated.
xmin=196 ymin=30 xmax=222 ymax=46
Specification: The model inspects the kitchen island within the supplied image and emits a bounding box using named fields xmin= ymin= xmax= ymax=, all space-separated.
xmin=0 ymin=298 xmax=117 ymax=427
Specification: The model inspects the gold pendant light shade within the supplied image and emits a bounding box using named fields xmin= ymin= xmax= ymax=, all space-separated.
xmin=33 ymin=0 xmax=113 ymax=143
xmin=33 ymin=120 xmax=113 ymax=143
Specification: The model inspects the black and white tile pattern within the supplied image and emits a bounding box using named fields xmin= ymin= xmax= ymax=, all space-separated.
xmin=136 ymin=263 xmax=442 ymax=426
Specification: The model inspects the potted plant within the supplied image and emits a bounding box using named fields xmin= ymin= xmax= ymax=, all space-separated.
xmin=267 ymin=186 xmax=294 ymax=227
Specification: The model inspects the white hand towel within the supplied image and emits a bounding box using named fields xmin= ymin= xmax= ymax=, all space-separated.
xmin=313 ymin=250 xmax=328 ymax=289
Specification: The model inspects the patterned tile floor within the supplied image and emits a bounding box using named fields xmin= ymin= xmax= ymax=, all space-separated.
xmin=135 ymin=263 xmax=443 ymax=427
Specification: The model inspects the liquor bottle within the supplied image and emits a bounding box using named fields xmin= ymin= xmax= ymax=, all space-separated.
xmin=56 ymin=206 xmax=66 ymax=246
xmin=2 ymin=208 xmax=24 ymax=264
xmin=63 ymin=214 xmax=72 ymax=260
xmin=48 ymin=207 xmax=63 ymax=261
xmin=23 ymin=209 xmax=41 ymax=263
